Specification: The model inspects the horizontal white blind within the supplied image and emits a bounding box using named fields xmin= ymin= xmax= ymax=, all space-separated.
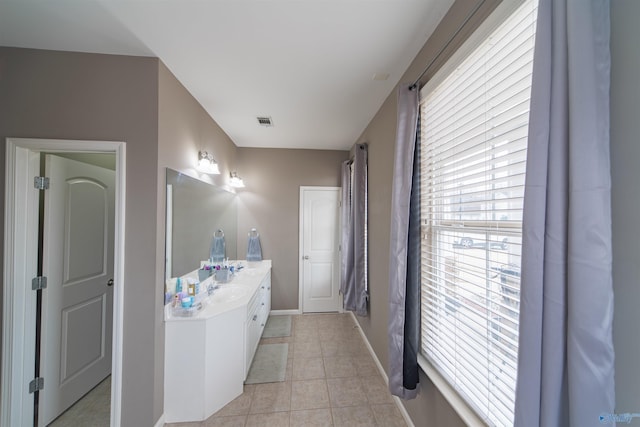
xmin=419 ymin=1 xmax=537 ymax=426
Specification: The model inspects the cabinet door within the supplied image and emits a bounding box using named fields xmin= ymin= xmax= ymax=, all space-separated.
xmin=245 ymin=306 xmax=260 ymax=378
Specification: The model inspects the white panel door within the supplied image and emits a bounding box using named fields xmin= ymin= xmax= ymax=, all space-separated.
xmin=40 ymin=155 xmax=115 ymax=426
xmin=300 ymin=187 xmax=341 ymax=313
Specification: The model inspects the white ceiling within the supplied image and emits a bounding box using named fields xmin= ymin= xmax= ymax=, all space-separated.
xmin=0 ymin=0 xmax=453 ymax=150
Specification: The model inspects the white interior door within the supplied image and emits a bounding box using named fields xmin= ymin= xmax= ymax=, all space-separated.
xmin=40 ymin=155 xmax=115 ymax=426
xmin=300 ymin=187 xmax=341 ymax=313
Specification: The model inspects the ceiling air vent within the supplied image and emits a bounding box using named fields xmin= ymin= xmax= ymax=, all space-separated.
xmin=256 ymin=116 xmax=273 ymax=127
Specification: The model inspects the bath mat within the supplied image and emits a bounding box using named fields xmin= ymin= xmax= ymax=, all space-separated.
xmin=245 ymin=343 xmax=288 ymax=384
xmin=262 ymin=315 xmax=292 ymax=338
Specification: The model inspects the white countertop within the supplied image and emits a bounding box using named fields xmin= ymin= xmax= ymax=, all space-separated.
xmin=165 ymin=260 xmax=271 ymax=321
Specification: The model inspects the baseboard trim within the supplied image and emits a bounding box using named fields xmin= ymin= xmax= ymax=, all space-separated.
xmin=153 ymin=414 xmax=165 ymax=427
xmin=269 ymin=309 xmax=301 ymax=316
xmin=349 ymin=312 xmax=415 ymax=427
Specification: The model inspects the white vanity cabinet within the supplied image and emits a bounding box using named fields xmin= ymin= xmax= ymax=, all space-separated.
xmin=244 ymin=273 xmax=271 ymax=378
xmin=164 ymin=261 xmax=271 ymax=423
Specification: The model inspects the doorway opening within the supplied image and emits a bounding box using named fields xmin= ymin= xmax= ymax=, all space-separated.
xmin=2 ymin=138 xmax=126 ymax=427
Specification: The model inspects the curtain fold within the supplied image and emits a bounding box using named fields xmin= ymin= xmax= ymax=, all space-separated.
xmin=341 ymin=144 xmax=368 ymax=316
xmin=340 ymin=160 xmax=353 ymax=299
xmin=388 ymin=83 xmax=420 ymax=399
xmin=514 ymin=1 xmax=615 ymax=426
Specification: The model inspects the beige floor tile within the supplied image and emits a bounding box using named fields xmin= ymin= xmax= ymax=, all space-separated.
xmin=293 ymin=341 xmax=322 ymax=359
xmin=339 ymin=340 xmax=368 ymax=357
xmin=371 ymin=403 xmax=407 ymax=427
xmin=246 ymin=411 xmax=290 ymax=427
xmin=290 ymin=379 xmax=330 ymax=411
xmin=249 ymin=381 xmax=292 ymax=414
xmin=320 ymin=340 xmax=340 ymax=357
xmin=326 ymin=377 xmax=368 ymax=407
xmin=293 ymin=315 xmax=319 ymax=329
xmin=318 ymin=328 xmax=360 ymax=342
xmin=213 ymin=392 xmax=252 ymax=417
xmin=51 ymin=376 xmax=111 ymax=427
xmin=323 ymin=356 xmax=358 ymax=378
xmin=331 ymin=405 xmax=377 ymax=427
xmin=163 ymin=313 xmax=407 ymax=427
xmin=243 ymin=384 xmax=258 ymax=396
xmin=287 ymin=342 xmax=295 ymax=359
xmin=293 ymin=357 xmax=325 ymax=380
xmin=356 ymin=355 xmax=379 ymax=377
xmin=285 ymin=358 xmax=294 ymax=381
xmin=290 ymin=409 xmax=333 ymax=427
xmin=202 ymin=415 xmax=247 ymax=427
xmin=360 ymin=375 xmax=394 ymax=405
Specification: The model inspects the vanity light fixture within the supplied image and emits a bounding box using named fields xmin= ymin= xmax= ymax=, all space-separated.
xmin=229 ymin=171 xmax=245 ymax=188
xmin=197 ymin=151 xmax=220 ymax=174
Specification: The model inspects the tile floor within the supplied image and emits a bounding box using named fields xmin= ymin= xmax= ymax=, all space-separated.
xmin=166 ymin=313 xmax=408 ymax=427
xmin=49 ymin=375 xmax=111 ymax=426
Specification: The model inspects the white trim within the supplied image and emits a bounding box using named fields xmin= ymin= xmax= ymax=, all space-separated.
xmin=269 ymin=309 xmax=301 ymax=316
xmin=1 ymin=138 xmax=126 ymax=427
xmin=349 ymin=312 xmax=415 ymax=427
xmin=153 ymin=414 xmax=165 ymax=427
xmin=2 ymin=145 xmax=40 ymax=426
xmin=417 ymin=355 xmax=486 ymax=427
xmin=298 ymin=187 xmax=304 ymax=314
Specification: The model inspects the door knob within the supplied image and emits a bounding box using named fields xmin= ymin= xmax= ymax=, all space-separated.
xmin=303 ymin=255 xmax=309 ymax=260
xmin=107 ymin=278 xmax=114 ymax=287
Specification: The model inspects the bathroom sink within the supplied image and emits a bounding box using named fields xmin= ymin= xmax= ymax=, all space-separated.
xmin=210 ymin=285 xmax=251 ymax=304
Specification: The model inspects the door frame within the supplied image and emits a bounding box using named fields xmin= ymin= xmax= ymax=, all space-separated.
xmin=298 ymin=186 xmax=342 ymax=314
xmin=2 ymin=138 xmax=126 ymax=426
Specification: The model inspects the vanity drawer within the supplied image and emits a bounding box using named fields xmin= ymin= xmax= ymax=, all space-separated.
xmin=243 ymin=269 xmax=272 ymax=379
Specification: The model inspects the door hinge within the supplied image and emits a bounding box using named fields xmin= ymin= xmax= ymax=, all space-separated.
xmin=32 ymin=276 xmax=47 ymax=290
xmin=34 ymin=176 xmax=50 ymax=190
xmin=29 ymin=377 xmax=44 ymax=393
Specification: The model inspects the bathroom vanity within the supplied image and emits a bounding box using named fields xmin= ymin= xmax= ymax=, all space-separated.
xmin=164 ymin=261 xmax=271 ymax=423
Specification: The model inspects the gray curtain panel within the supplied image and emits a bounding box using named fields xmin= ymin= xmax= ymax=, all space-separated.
xmin=340 ymin=160 xmax=353 ymax=299
xmin=388 ymin=83 xmax=419 ymax=399
xmin=514 ymin=1 xmax=615 ymax=426
xmin=341 ymin=144 xmax=369 ymax=316
xmin=402 ymin=114 xmax=421 ymax=393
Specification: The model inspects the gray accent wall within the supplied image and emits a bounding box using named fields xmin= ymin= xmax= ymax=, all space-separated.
xmin=611 ymin=0 xmax=640 ymax=416
xmin=2 ymin=1 xmax=638 ymax=424
xmin=354 ymin=0 xmax=640 ymax=425
xmin=236 ymin=147 xmax=348 ymax=311
xmin=0 ymin=47 xmax=161 ymax=426
xmin=0 ymin=50 xmax=346 ymax=425
xmin=156 ymin=62 xmax=240 ymax=423
xmin=351 ymin=1 xmax=504 ymax=426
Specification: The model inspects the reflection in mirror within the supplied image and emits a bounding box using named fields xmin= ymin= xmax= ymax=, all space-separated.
xmin=165 ymin=168 xmax=237 ymax=286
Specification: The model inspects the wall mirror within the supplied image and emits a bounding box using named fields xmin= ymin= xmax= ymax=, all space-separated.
xmin=165 ymin=168 xmax=237 ymax=285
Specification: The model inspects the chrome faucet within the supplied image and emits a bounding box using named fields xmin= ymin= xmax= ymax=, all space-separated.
xmin=207 ymin=283 xmax=220 ymax=296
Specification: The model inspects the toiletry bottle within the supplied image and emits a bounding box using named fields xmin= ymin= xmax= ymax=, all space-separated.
xmin=176 ymin=277 xmax=182 ymax=294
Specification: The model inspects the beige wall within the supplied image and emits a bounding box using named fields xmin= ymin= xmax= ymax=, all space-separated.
xmin=611 ymin=0 xmax=640 ymax=414
xmin=0 ymin=47 xmax=161 ymax=426
xmin=351 ymin=1 xmax=501 ymax=425
xmin=236 ymin=148 xmax=348 ymax=310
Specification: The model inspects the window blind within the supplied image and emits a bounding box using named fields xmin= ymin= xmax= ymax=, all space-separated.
xmin=419 ymin=1 xmax=537 ymax=425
